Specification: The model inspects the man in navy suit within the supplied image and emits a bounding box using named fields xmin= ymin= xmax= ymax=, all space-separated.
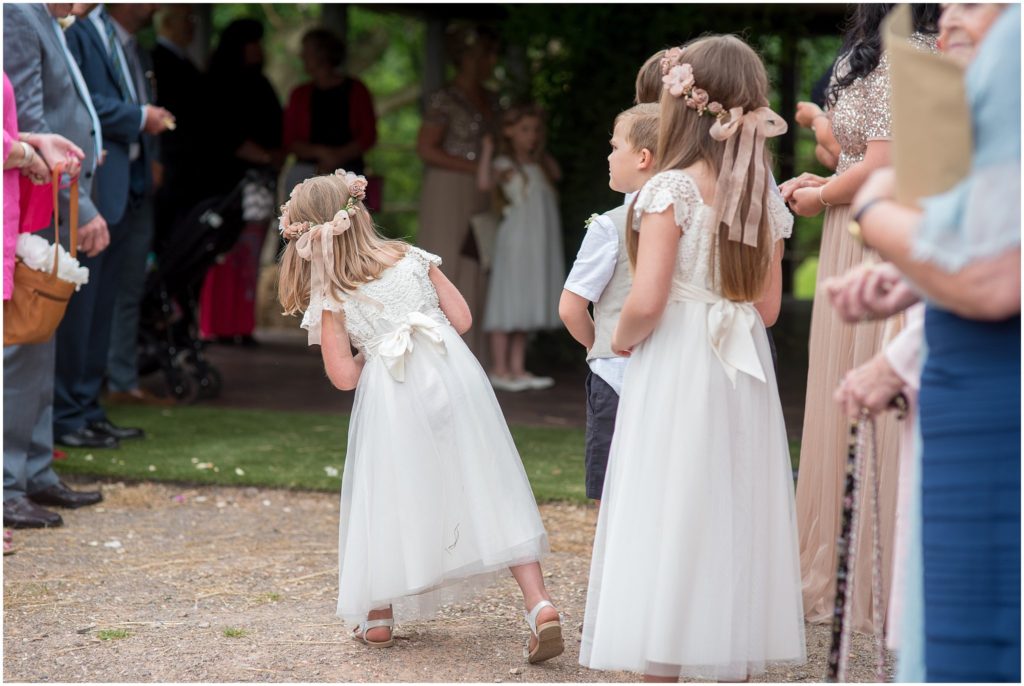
xmin=56 ymin=3 xmax=173 ymax=448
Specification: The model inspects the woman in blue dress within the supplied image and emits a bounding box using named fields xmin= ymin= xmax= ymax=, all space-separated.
xmin=833 ymin=5 xmax=1020 ymax=680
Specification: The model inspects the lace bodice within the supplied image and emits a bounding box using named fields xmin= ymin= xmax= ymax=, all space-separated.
xmin=632 ymin=170 xmax=793 ymax=293
xmin=301 ymin=247 xmax=450 ymax=356
xmin=830 ymin=32 xmax=938 ymax=173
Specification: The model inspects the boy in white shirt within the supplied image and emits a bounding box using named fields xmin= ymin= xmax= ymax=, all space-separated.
xmin=558 ymin=103 xmax=658 ymax=505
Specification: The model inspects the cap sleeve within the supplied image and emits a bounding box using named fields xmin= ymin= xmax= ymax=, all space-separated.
xmin=407 ymin=245 xmax=442 ymax=268
xmin=493 ymin=155 xmax=515 ymax=172
xmin=632 ymin=171 xmax=699 ymax=233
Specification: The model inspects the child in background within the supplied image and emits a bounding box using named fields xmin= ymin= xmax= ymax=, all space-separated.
xmin=559 ymin=103 xmax=659 ymax=505
xmin=579 ymin=37 xmax=804 ymax=681
xmin=635 ymin=48 xmax=668 ymax=104
xmin=478 ymin=105 xmax=565 ymax=392
xmin=278 ymin=170 xmax=563 ymax=663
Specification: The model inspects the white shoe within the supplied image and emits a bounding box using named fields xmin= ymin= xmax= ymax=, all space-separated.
xmin=490 ymin=375 xmax=529 ymax=392
xmin=519 ymin=375 xmax=554 ymax=390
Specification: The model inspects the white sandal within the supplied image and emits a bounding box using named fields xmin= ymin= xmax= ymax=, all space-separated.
xmin=352 ymin=616 xmax=395 ymax=648
xmin=523 ymin=599 xmax=564 ymax=664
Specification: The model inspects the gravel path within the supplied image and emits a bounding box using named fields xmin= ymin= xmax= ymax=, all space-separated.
xmin=3 ymin=481 xmax=890 ymax=682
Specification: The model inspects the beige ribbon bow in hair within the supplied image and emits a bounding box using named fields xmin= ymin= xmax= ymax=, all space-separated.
xmin=709 ymin=106 xmax=788 ymax=247
xmin=295 ymin=210 xmax=353 ymax=346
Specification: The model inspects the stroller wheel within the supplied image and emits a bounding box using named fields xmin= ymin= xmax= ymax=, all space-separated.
xmin=195 ymin=365 xmax=223 ymax=400
xmin=168 ymin=370 xmax=199 ymax=404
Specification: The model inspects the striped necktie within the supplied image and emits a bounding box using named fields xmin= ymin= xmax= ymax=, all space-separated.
xmin=103 ymin=15 xmax=136 ymax=103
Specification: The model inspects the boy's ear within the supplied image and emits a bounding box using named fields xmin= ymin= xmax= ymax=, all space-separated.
xmin=637 ymin=148 xmax=654 ymax=171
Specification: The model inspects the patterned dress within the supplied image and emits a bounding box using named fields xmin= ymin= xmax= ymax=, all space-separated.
xmin=795 ymin=33 xmax=937 ymax=635
xmin=416 ymin=86 xmax=499 ymax=357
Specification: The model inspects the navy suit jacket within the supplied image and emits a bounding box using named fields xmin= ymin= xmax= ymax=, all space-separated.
xmin=65 ymin=14 xmax=153 ymax=225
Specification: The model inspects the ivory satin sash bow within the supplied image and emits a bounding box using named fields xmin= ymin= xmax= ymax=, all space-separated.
xmin=372 ymin=312 xmax=447 ymax=382
xmin=670 ymin=282 xmax=766 ymax=387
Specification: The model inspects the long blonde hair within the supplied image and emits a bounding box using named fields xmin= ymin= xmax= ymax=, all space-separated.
xmin=627 ymin=35 xmax=775 ymax=303
xmin=277 ymin=174 xmax=405 ymax=315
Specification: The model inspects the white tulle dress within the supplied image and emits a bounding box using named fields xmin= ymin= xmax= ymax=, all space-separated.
xmin=301 ymin=246 xmax=549 ymax=624
xmin=579 ymin=171 xmax=806 ymax=680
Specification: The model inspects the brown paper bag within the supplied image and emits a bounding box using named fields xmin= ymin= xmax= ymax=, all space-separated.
xmin=883 ymin=4 xmax=973 ymax=206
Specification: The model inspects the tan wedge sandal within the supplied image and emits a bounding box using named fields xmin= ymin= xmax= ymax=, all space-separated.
xmin=352 ymin=616 xmax=395 ymax=648
xmin=523 ymin=600 xmax=564 ymax=664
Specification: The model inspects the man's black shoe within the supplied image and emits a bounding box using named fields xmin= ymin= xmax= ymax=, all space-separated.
xmin=29 ymin=482 xmax=103 ymax=509
xmin=88 ymin=420 xmax=145 ymax=440
xmin=57 ymin=427 xmax=119 ymax=449
xmin=3 ymin=496 xmax=63 ymax=528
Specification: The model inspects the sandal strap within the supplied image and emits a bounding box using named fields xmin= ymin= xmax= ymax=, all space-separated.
xmin=362 ymin=617 xmax=394 ymax=631
xmin=524 ymin=599 xmax=555 ymax=636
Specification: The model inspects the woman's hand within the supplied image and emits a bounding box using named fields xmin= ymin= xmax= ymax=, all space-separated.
xmin=824 ymin=262 xmax=919 ymax=322
xmin=21 ymin=151 xmax=51 ymax=184
xmin=779 ymin=172 xmax=827 ymax=202
xmin=795 ymin=101 xmax=825 ymax=129
xmin=24 ymin=132 xmax=84 ymax=177
xmin=834 ymin=352 xmax=906 ymax=419
xmin=788 ymin=186 xmax=826 ymax=217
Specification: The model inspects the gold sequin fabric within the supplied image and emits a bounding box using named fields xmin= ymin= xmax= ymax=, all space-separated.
xmin=422 ymin=86 xmax=499 ymax=161
xmin=829 ymin=32 xmax=938 ymax=173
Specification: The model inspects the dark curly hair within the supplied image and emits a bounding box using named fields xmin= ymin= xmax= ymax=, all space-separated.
xmin=826 ymin=4 xmax=940 ymax=108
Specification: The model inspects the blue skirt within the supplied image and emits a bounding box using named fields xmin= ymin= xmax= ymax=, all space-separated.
xmin=919 ymin=306 xmax=1020 ymax=682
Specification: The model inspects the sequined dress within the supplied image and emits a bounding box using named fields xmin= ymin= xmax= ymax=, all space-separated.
xmin=795 ymin=32 xmax=937 ymax=635
xmin=301 ymin=246 xmax=549 ymax=624
xmin=416 ymin=86 xmax=499 ymax=356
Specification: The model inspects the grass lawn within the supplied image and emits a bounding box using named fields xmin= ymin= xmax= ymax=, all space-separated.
xmin=56 ymin=405 xmax=589 ymax=503
xmin=56 ymin=406 xmax=802 ymax=503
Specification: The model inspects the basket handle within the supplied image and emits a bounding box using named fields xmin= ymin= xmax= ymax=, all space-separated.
xmin=47 ymin=163 xmax=80 ymax=277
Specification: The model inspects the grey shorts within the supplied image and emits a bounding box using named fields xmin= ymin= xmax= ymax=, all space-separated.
xmin=584 ymin=371 xmax=620 ymax=500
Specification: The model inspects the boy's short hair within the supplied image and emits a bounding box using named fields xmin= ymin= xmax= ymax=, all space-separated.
xmin=615 ymin=103 xmax=659 ymax=154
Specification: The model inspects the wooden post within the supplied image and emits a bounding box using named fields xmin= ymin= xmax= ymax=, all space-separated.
xmin=322 ymin=3 xmax=349 ymax=64
xmin=423 ymin=17 xmax=447 ymax=99
xmin=189 ymin=3 xmax=213 ymax=69
xmin=779 ymin=30 xmax=798 ymax=295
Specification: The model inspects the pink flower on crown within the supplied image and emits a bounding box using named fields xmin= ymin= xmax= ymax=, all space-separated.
xmin=334 ymin=169 xmax=368 ymax=200
xmin=688 ymin=87 xmax=710 ymax=114
xmin=663 ymin=63 xmax=695 ymax=98
xmin=660 ymin=46 xmax=684 ymax=75
xmin=707 ymin=101 xmax=724 ymax=115
xmin=348 ymin=177 xmax=368 ymax=200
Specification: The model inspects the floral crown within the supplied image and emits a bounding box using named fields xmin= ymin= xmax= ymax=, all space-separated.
xmin=660 ymin=47 xmax=726 ymax=118
xmin=659 ymin=46 xmax=788 ymax=250
xmin=278 ymin=169 xmax=368 ymax=241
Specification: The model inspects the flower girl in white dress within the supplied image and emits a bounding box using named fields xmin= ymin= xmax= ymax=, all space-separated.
xmin=579 ymin=37 xmax=805 ymax=681
xmin=277 ymin=170 xmax=563 ymax=663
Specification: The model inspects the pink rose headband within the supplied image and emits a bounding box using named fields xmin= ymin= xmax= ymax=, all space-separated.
xmin=278 ymin=169 xmax=369 ymax=346
xmin=279 ymin=169 xmax=368 ymax=242
xmin=661 ymin=47 xmax=788 ymax=248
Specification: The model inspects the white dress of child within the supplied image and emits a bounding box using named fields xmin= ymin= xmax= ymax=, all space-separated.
xmin=579 ymin=171 xmax=806 ymax=680
xmin=483 ymin=156 xmax=565 ymax=332
xmin=301 ymin=246 xmax=550 ymax=624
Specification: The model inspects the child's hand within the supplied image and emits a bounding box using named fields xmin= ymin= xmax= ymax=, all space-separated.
xmin=480 ymin=135 xmax=494 ymax=160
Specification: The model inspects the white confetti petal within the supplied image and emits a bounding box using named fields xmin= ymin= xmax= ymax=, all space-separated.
xmin=234 ymin=468 xmax=245 ymax=476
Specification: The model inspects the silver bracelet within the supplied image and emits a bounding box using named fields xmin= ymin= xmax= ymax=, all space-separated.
xmin=18 ymin=141 xmax=36 ymax=168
